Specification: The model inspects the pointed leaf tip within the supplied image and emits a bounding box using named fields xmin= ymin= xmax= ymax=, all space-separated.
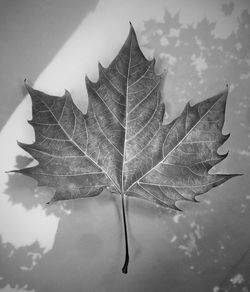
xmin=223 ymin=85 xmax=229 ymax=95
xmin=24 ymin=79 xmax=31 ymax=89
xmin=63 ymin=89 xmax=71 ymax=98
xmin=5 ymin=169 xmax=19 ymax=174
xmin=46 ymin=198 xmax=56 ymax=206
xmin=232 ymin=173 xmax=244 ymax=177
xmin=85 ymin=74 xmax=90 ymax=84
xmin=24 ymin=81 xmax=34 ymax=95
xmin=98 ymin=61 xmax=105 ymax=72
xmin=128 ymin=22 xmax=136 ymax=37
xmin=174 ymin=204 xmax=183 ymax=212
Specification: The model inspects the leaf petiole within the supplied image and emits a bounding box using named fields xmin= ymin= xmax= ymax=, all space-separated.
xmin=121 ymin=192 xmax=129 ymax=274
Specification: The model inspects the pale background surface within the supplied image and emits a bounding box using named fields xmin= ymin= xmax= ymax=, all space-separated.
xmin=0 ymin=0 xmax=250 ymax=291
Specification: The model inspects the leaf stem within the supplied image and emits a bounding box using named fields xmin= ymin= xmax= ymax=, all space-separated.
xmin=121 ymin=192 xmax=129 ymax=274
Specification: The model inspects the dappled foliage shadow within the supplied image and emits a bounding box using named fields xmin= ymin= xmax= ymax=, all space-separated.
xmin=140 ymin=7 xmax=250 ymax=292
xmin=6 ymin=156 xmax=44 ymax=209
xmin=5 ymin=155 xmax=72 ymax=218
xmin=0 ymin=236 xmax=44 ymax=291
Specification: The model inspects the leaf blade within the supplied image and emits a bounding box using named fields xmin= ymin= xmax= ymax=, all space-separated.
xmin=127 ymin=88 xmax=240 ymax=209
xmin=17 ymin=25 xmax=240 ymax=209
xmin=19 ymin=82 xmax=117 ymax=201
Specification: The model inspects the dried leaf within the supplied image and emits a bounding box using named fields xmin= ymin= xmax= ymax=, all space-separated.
xmin=14 ymin=23 xmax=240 ymax=273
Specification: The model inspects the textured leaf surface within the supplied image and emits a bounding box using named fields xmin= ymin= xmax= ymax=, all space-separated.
xmin=17 ymin=24 xmax=238 ymax=209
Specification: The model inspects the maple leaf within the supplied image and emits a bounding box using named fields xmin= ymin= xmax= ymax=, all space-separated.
xmin=13 ymin=23 xmax=240 ymax=274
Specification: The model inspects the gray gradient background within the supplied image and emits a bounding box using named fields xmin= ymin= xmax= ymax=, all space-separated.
xmin=0 ymin=0 xmax=250 ymax=291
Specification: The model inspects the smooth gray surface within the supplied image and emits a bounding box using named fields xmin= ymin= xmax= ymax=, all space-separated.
xmin=0 ymin=1 xmax=250 ymax=292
